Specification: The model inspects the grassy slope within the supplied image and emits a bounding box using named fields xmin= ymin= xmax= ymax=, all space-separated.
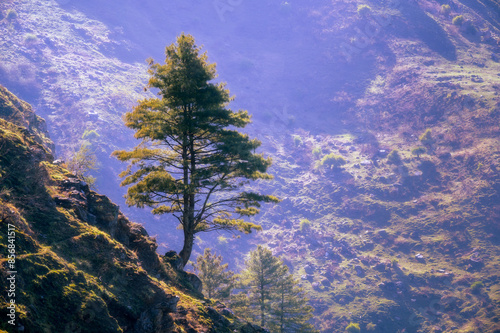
xmin=0 ymin=86 xmax=265 ymax=333
xmin=249 ymin=1 xmax=500 ymax=332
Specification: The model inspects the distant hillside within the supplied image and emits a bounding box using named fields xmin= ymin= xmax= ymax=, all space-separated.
xmin=0 ymin=85 xmax=265 ymax=332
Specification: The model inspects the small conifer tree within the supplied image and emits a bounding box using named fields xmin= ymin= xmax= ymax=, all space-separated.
xmin=237 ymin=246 xmax=317 ymax=332
xmin=193 ymin=248 xmax=234 ymax=300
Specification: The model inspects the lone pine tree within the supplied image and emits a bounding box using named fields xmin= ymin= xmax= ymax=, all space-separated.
xmin=113 ymin=34 xmax=278 ymax=268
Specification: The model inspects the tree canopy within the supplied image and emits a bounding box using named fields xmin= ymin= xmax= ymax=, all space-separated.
xmin=113 ymin=34 xmax=278 ymax=268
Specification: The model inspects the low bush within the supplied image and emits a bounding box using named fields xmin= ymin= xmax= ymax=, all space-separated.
xmin=419 ymin=129 xmax=434 ymax=146
xmin=412 ymin=147 xmax=426 ymax=158
xmin=293 ymin=135 xmax=302 ymax=147
xmin=452 ymin=15 xmax=464 ymax=26
xmin=387 ymin=149 xmax=402 ymax=164
xmin=357 ymin=4 xmax=371 ymax=16
xmin=299 ymin=219 xmax=311 ymax=232
xmin=6 ymin=9 xmax=18 ymax=20
xmin=441 ymin=4 xmax=451 ymax=15
xmin=320 ymin=153 xmax=346 ymax=169
xmin=346 ymin=322 xmax=360 ymax=332
xmin=312 ymin=146 xmax=322 ymax=159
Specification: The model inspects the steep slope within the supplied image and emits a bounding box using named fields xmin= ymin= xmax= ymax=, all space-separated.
xmin=0 ymin=85 xmax=265 ymax=333
xmin=246 ymin=1 xmax=500 ymax=332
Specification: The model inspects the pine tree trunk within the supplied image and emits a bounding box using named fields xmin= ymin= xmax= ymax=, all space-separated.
xmin=179 ymin=230 xmax=194 ymax=269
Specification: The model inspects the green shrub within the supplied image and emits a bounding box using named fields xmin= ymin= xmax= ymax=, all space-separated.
xmin=293 ymin=135 xmax=302 ymax=147
xmin=470 ymin=281 xmax=484 ymax=293
xmin=24 ymin=33 xmax=38 ymax=43
xmin=452 ymin=15 xmax=464 ymax=26
xmin=321 ymin=153 xmax=346 ymax=169
xmin=346 ymin=322 xmax=361 ymax=333
xmin=366 ymin=323 xmax=377 ymax=331
xmin=387 ymin=149 xmax=402 ymax=164
xmin=312 ymin=146 xmax=322 ymax=159
xmin=6 ymin=9 xmax=18 ymax=20
xmin=82 ymin=129 xmax=100 ymax=141
xmin=411 ymin=147 xmax=426 ymax=158
xmin=299 ymin=219 xmax=311 ymax=232
xmin=419 ymin=129 xmax=434 ymax=146
xmin=441 ymin=4 xmax=451 ymax=15
xmin=357 ymin=4 xmax=371 ymax=16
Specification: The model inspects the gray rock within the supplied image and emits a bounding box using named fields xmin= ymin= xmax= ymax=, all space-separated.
xmin=304 ymin=264 xmax=314 ymax=274
xmin=185 ymin=272 xmax=203 ymax=293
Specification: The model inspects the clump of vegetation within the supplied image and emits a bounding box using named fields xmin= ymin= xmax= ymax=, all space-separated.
xmin=452 ymin=15 xmax=464 ymax=26
xmin=346 ymin=322 xmax=361 ymax=332
xmin=299 ymin=218 xmax=312 ymax=232
xmin=441 ymin=4 xmax=451 ymax=15
xmin=67 ymin=144 xmax=98 ymax=188
xmin=387 ymin=149 xmax=402 ymax=164
xmin=293 ymin=135 xmax=303 ymax=147
xmin=217 ymin=235 xmax=228 ymax=245
xmin=24 ymin=33 xmax=38 ymax=43
xmin=82 ymin=129 xmax=100 ymax=141
xmin=470 ymin=281 xmax=484 ymax=294
xmin=357 ymin=4 xmax=371 ymax=16
xmin=366 ymin=323 xmax=376 ymax=331
xmin=5 ymin=9 xmax=18 ymax=20
xmin=320 ymin=153 xmax=347 ymax=170
xmin=412 ymin=146 xmax=426 ymax=158
xmin=312 ymin=146 xmax=322 ymax=159
xmin=419 ymin=129 xmax=434 ymax=147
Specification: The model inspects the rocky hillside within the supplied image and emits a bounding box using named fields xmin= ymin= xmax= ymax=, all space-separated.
xmin=0 ymin=85 xmax=265 ymax=333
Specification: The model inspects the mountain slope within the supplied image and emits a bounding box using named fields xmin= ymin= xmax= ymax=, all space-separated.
xmin=0 ymin=85 xmax=265 ymax=333
xmin=1 ymin=1 xmax=500 ymax=332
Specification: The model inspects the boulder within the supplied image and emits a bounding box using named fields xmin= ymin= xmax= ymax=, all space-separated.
xmin=185 ymin=272 xmax=203 ymax=293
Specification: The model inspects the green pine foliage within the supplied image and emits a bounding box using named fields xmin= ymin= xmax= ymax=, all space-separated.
xmin=235 ymin=246 xmax=316 ymax=332
xmin=113 ymin=34 xmax=278 ymax=268
xmin=193 ymin=248 xmax=234 ymax=300
xmin=270 ymin=272 xmax=316 ymax=333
